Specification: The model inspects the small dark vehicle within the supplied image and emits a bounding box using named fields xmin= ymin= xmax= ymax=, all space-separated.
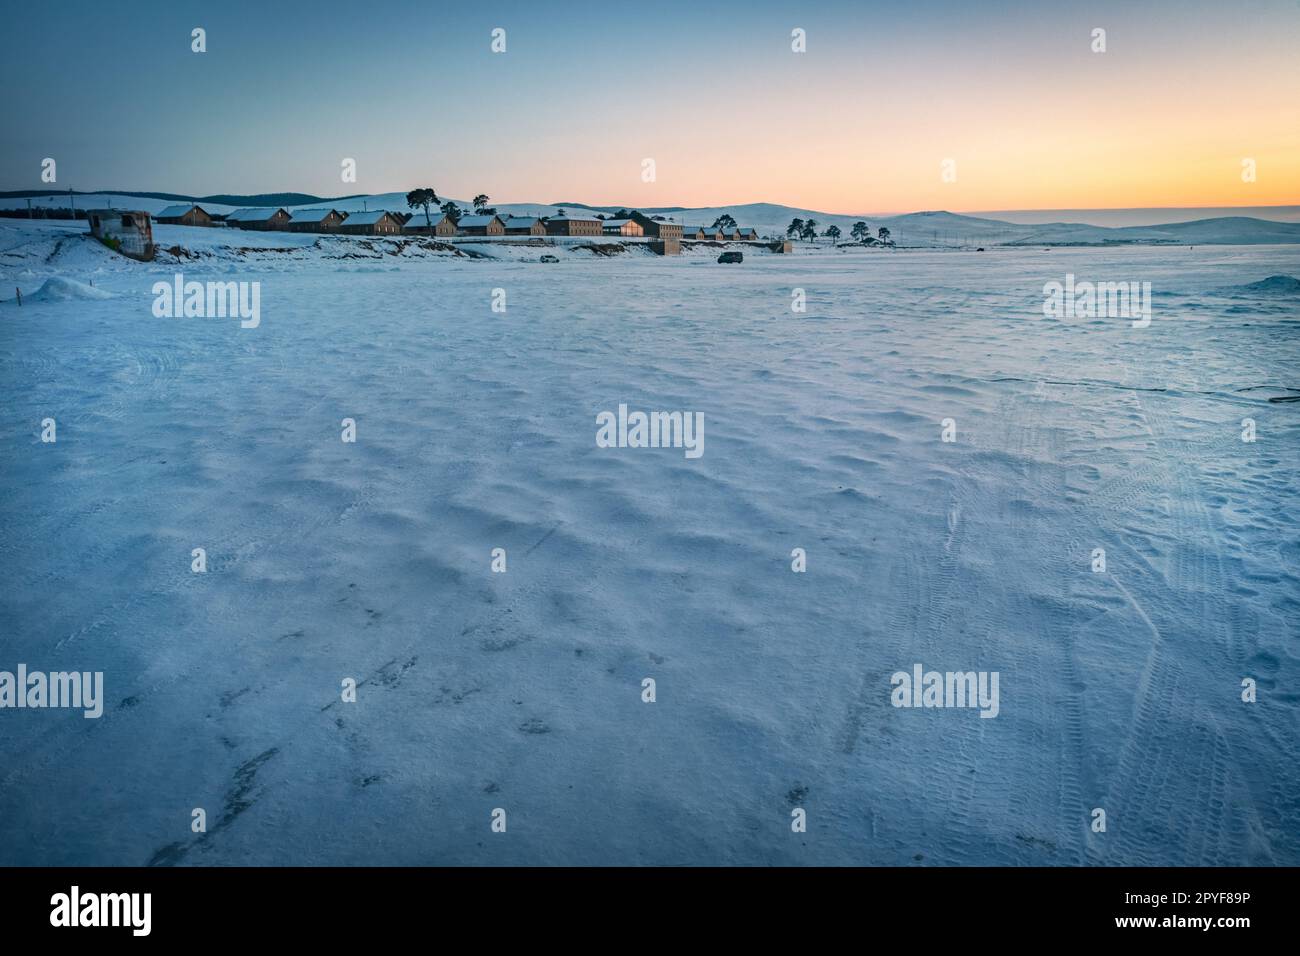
xmin=717 ymin=251 xmax=743 ymax=264
xmin=540 ymin=254 xmax=559 ymax=263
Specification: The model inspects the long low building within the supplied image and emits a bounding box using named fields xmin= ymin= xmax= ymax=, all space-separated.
xmin=601 ymin=218 xmax=644 ymax=237
xmin=227 ymin=207 xmax=292 ymax=230
xmin=287 ymin=208 xmax=346 ymax=233
xmin=155 ymin=203 xmax=214 ymax=226
xmin=457 ymin=214 xmax=505 ymax=236
xmin=337 ymin=210 xmax=403 ymax=235
xmin=403 ymin=213 xmax=457 ymax=236
xmin=503 ymin=216 xmax=546 ymax=236
xmin=545 ymin=216 xmax=602 ymax=236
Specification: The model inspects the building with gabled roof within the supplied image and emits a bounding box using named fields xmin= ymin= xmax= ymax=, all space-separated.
xmin=337 ymin=210 xmax=403 ymax=235
xmin=503 ymin=217 xmax=546 ymax=236
xmin=601 ymin=218 xmax=644 ymax=237
xmin=456 ymin=214 xmax=506 ymax=236
xmin=155 ymin=203 xmax=214 ymax=227
xmin=287 ymin=208 xmax=346 ymax=233
xmin=403 ymin=213 xmax=457 ymax=236
xmin=227 ymin=207 xmax=291 ymax=230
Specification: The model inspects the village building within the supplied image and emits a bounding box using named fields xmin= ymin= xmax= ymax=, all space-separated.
xmin=601 ymin=218 xmax=644 ymax=237
xmin=681 ymin=226 xmax=707 ymax=240
xmin=456 ymin=214 xmax=506 ymax=236
xmin=630 ymin=212 xmax=683 ymax=242
xmin=86 ymin=209 xmax=155 ymax=261
xmin=154 ymin=203 xmax=214 ymax=227
xmin=337 ymin=210 xmax=403 ymax=235
xmin=503 ymin=216 xmax=547 ymax=236
xmin=227 ymin=207 xmax=292 ymax=231
xmin=545 ymin=216 xmax=602 ymax=236
xmin=402 ymin=213 xmax=457 ymax=236
xmin=738 ymin=227 xmax=758 ymax=240
xmin=286 ymin=208 xmax=346 ymax=233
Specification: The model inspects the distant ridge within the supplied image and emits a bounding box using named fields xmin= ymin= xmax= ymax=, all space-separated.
xmin=0 ymin=189 xmax=367 ymax=207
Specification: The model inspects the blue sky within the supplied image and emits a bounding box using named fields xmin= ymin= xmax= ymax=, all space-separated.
xmin=3 ymin=0 xmax=1297 ymax=211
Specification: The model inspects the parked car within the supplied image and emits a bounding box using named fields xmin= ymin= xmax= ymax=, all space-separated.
xmin=717 ymin=251 xmax=743 ymax=264
xmin=540 ymin=254 xmax=559 ymax=263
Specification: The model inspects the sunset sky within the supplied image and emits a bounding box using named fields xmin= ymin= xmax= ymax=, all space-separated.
xmin=3 ymin=0 xmax=1297 ymax=213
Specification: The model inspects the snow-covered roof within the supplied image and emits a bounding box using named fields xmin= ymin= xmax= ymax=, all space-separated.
xmin=457 ymin=215 xmax=501 ymax=227
xmin=155 ymin=203 xmax=203 ymax=218
xmin=403 ymin=213 xmax=450 ymax=227
xmin=227 ymin=207 xmax=285 ymax=222
xmin=504 ymin=217 xmax=540 ymax=227
xmin=341 ymin=210 xmax=397 ymax=225
xmin=549 ymin=216 xmax=600 ymax=223
xmin=288 ymin=208 xmax=340 ymax=223
xmin=603 ymin=219 xmax=635 ymax=227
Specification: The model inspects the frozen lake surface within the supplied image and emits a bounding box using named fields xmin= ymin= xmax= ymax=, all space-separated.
xmin=1 ymin=221 xmax=1297 ymax=865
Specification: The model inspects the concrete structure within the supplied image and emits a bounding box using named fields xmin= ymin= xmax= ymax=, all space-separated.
xmin=545 ymin=216 xmax=602 ymax=236
xmin=403 ymin=213 xmax=457 ymax=236
xmin=286 ymin=208 xmax=346 ymax=233
xmin=601 ymin=218 xmax=644 ymax=237
xmin=154 ymin=203 xmax=213 ymax=227
xmin=338 ymin=210 xmax=403 ymax=235
xmin=227 ymin=207 xmax=291 ymax=231
xmin=457 ymin=214 xmax=506 ymax=236
xmin=503 ymin=217 xmax=546 ymax=236
xmin=86 ymin=209 xmax=155 ymax=261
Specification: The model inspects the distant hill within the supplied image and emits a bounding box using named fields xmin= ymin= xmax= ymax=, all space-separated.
xmin=0 ymin=189 xmax=364 ymax=207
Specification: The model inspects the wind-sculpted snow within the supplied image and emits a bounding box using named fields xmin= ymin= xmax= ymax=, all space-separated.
xmin=1 ymin=217 xmax=1297 ymax=865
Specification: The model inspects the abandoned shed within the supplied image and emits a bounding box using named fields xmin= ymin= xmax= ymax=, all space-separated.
xmin=86 ymin=209 xmax=155 ymax=261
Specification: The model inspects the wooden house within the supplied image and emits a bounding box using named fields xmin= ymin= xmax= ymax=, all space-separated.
xmin=154 ymin=203 xmax=213 ymax=227
xmin=337 ymin=210 xmax=403 ymax=235
xmin=403 ymin=213 xmax=457 ymax=236
xmin=601 ymin=218 xmax=644 ymax=237
xmin=503 ymin=217 xmax=546 ymax=236
xmin=457 ymin=214 xmax=506 ymax=236
xmin=630 ymin=212 xmax=683 ymax=241
xmin=287 ymin=208 xmax=346 ymax=233
xmin=544 ymin=216 xmax=602 ymax=236
xmin=227 ymin=207 xmax=292 ymax=231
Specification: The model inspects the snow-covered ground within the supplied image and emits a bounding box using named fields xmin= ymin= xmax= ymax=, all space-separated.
xmin=1 ymin=219 xmax=1297 ymax=865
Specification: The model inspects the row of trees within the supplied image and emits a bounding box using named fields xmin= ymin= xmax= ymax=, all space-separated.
xmin=405 ymin=188 xmax=499 ymax=229
xmin=786 ymin=217 xmax=890 ymax=245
